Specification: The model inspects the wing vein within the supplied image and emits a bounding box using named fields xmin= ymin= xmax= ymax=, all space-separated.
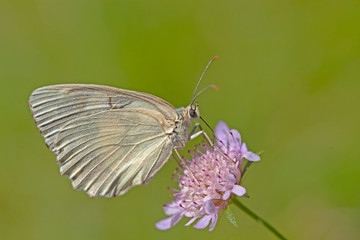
xmin=92 ymin=133 xmax=166 ymax=196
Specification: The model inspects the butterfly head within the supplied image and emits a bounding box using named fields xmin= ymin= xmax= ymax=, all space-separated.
xmin=188 ymin=102 xmax=200 ymax=120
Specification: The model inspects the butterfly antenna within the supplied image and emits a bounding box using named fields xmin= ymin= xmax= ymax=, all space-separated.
xmin=190 ymin=56 xmax=219 ymax=107
xmin=192 ymin=84 xmax=219 ymax=104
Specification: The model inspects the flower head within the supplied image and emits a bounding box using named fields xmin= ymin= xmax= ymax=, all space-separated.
xmin=156 ymin=121 xmax=260 ymax=231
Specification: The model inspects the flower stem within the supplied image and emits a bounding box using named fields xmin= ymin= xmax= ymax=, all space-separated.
xmin=232 ymin=198 xmax=287 ymax=239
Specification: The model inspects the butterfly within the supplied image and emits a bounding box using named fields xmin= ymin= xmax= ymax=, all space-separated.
xmin=28 ymin=56 xmax=218 ymax=198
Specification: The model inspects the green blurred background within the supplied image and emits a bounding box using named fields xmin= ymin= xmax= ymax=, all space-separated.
xmin=1 ymin=1 xmax=359 ymax=239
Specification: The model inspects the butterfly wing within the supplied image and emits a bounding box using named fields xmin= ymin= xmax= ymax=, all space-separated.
xmin=29 ymin=84 xmax=177 ymax=151
xmin=29 ymin=84 xmax=178 ymax=198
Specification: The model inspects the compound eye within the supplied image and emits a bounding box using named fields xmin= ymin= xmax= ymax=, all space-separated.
xmin=189 ymin=108 xmax=197 ymax=118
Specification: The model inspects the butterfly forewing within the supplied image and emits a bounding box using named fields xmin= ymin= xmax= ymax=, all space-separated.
xmin=29 ymin=84 xmax=178 ymax=198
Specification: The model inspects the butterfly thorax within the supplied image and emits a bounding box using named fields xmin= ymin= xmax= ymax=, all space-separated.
xmin=172 ymin=106 xmax=199 ymax=149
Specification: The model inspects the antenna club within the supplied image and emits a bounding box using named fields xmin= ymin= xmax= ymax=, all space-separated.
xmin=212 ymin=85 xmax=220 ymax=91
xmin=209 ymin=56 xmax=219 ymax=64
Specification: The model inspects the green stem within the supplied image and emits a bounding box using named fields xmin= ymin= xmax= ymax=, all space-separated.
xmin=232 ymin=198 xmax=287 ymax=240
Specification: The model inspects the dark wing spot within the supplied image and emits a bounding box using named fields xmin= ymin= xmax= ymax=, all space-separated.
xmin=108 ymin=97 xmax=132 ymax=110
xmin=108 ymin=97 xmax=113 ymax=108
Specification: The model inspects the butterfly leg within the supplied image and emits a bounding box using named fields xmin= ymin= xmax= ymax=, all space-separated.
xmin=173 ymin=149 xmax=200 ymax=185
xmin=171 ymin=153 xmax=182 ymax=167
xmin=189 ymin=122 xmax=200 ymax=137
xmin=190 ymin=124 xmax=234 ymax=162
xmin=189 ymin=123 xmax=214 ymax=146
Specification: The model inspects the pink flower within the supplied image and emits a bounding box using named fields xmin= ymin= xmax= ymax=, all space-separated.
xmin=156 ymin=121 xmax=260 ymax=231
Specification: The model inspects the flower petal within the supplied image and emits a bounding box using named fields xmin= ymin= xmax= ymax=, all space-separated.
xmin=227 ymin=173 xmax=236 ymax=184
xmin=243 ymin=151 xmax=261 ymax=162
xmin=209 ymin=213 xmax=219 ymax=231
xmin=204 ymin=200 xmax=216 ymax=214
xmin=214 ymin=121 xmax=230 ymax=147
xmin=155 ymin=217 xmax=173 ymax=230
xmin=232 ymin=185 xmax=246 ymax=196
xmin=185 ymin=217 xmax=198 ymax=226
xmin=193 ymin=215 xmax=212 ymax=229
xmin=240 ymin=142 xmax=248 ymax=155
xmin=155 ymin=213 xmax=183 ymax=230
xmin=222 ymin=190 xmax=231 ymax=200
xmin=163 ymin=202 xmax=180 ymax=216
xmin=170 ymin=213 xmax=183 ymax=227
xmin=229 ymin=129 xmax=241 ymax=151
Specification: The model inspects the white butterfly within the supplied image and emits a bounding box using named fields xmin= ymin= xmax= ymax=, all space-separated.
xmin=28 ymin=57 xmax=217 ymax=198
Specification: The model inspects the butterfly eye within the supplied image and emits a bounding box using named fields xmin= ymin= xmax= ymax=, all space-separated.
xmin=189 ymin=105 xmax=200 ymax=119
xmin=189 ymin=108 xmax=197 ymax=118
